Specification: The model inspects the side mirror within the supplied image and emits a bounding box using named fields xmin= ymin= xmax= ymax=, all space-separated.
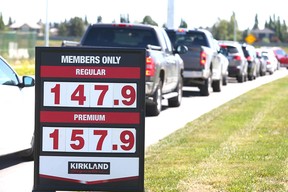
xmin=176 ymin=45 xmax=188 ymax=54
xmin=21 ymin=76 xmax=35 ymax=87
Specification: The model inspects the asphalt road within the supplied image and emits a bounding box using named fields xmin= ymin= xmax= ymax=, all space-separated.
xmin=1 ymin=68 xmax=287 ymax=192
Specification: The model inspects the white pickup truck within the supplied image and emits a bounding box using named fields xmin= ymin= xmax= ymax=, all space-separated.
xmin=166 ymin=28 xmax=228 ymax=96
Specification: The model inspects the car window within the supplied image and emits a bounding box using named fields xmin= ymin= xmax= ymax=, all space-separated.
xmin=83 ymin=27 xmax=160 ymax=48
xmin=275 ymin=49 xmax=285 ymax=56
xmin=160 ymin=28 xmax=173 ymax=53
xmin=167 ymin=30 xmax=208 ymax=47
xmin=0 ymin=58 xmax=19 ymax=86
xmin=226 ymin=46 xmax=239 ymax=54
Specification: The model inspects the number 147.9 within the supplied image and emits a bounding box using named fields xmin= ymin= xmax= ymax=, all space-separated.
xmin=43 ymin=82 xmax=137 ymax=108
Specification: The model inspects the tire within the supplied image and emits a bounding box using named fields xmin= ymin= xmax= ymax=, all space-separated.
xmin=199 ymin=78 xmax=210 ymax=96
xmin=168 ymin=77 xmax=183 ymax=107
xmin=212 ymin=79 xmax=221 ymax=92
xmin=147 ymin=80 xmax=162 ymax=116
xmin=237 ymin=74 xmax=244 ymax=83
xmin=222 ymin=75 xmax=228 ymax=86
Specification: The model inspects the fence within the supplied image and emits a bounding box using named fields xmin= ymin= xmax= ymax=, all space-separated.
xmin=0 ymin=31 xmax=37 ymax=59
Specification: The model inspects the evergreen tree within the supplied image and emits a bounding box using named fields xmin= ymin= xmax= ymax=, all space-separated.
xmin=142 ymin=16 xmax=158 ymax=26
xmin=179 ymin=19 xmax=187 ymax=28
xmin=8 ymin=17 xmax=13 ymax=26
xmin=252 ymin=14 xmax=259 ymax=30
xmin=97 ymin=16 xmax=102 ymax=23
xmin=0 ymin=13 xmax=5 ymax=30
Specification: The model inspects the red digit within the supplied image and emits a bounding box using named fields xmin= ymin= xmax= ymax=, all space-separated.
xmin=93 ymin=130 xmax=108 ymax=150
xmin=70 ymin=129 xmax=85 ymax=150
xmin=71 ymin=85 xmax=86 ymax=105
xmin=49 ymin=129 xmax=59 ymax=150
xmin=94 ymin=85 xmax=108 ymax=105
xmin=120 ymin=130 xmax=135 ymax=151
xmin=122 ymin=85 xmax=136 ymax=106
xmin=51 ymin=84 xmax=60 ymax=104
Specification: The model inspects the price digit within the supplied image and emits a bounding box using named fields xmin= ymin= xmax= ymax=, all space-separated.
xmin=121 ymin=85 xmax=136 ymax=106
xmin=49 ymin=129 xmax=59 ymax=150
xmin=51 ymin=84 xmax=60 ymax=104
xmin=70 ymin=129 xmax=85 ymax=150
xmin=94 ymin=85 xmax=109 ymax=105
xmin=71 ymin=84 xmax=86 ymax=105
xmin=120 ymin=130 xmax=135 ymax=151
xmin=93 ymin=130 xmax=108 ymax=150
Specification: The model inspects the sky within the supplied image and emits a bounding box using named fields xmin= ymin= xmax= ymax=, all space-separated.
xmin=0 ymin=0 xmax=287 ymax=30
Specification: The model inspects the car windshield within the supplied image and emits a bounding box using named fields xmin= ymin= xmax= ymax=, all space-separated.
xmin=82 ymin=27 xmax=160 ymax=48
xmin=275 ymin=49 xmax=286 ymax=55
xmin=166 ymin=31 xmax=208 ymax=47
xmin=0 ymin=58 xmax=18 ymax=85
xmin=224 ymin=46 xmax=239 ymax=54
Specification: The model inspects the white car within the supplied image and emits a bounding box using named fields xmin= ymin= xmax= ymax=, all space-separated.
xmin=0 ymin=56 xmax=35 ymax=159
xmin=258 ymin=48 xmax=278 ymax=74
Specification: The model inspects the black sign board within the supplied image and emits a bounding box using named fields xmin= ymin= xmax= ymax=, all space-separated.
xmin=33 ymin=47 xmax=145 ymax=192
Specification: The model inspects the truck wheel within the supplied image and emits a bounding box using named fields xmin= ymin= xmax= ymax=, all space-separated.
xmin=168 ymin=77 xmax=183 ymax=107
xmin=222 ymin=75 xmax=228 ymax=86
xmin=147 ymin=80 xmax=162 ymax=116
xmin=212 ymin=79 xmax=221 ymax=92
xmin=199 ymin=78 xmax=210 ymax=96
xmin=237 ymin=74 xmax=244 ymax=83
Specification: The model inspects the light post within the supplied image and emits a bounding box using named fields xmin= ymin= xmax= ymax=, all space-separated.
xmin=45 ymin=0 xmax=49 ymax=46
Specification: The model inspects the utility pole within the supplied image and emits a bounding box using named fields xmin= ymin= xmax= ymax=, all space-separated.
xmin=233 ymin=12 xmax=237 ymax=41
xmin=45 ymin=0 xmax=49 ymax=46
xmin=167 ymin=0 xmax=174 ymax=29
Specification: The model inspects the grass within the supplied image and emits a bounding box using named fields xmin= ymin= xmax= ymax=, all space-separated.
xmin=144 ymin=76 xmax=288 ymax=192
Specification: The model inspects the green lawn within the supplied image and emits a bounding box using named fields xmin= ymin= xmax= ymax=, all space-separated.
xmin=145 ymin=76 xmax=288 ymax=192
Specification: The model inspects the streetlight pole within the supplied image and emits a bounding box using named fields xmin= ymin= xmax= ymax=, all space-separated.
xmin=45 ymin=0 xmax=49 ymax=46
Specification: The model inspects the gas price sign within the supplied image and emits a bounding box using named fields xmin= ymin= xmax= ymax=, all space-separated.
xmin=33 ymin=47 xmax=145 ymax=192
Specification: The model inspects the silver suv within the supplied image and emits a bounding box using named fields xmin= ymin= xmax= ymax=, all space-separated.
xmin=219 ymin=41 xmax=248 ymax=83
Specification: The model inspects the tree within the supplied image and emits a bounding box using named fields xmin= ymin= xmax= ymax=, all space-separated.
xmin=97 ymin=16 xmax=102 ymax=23
xmin=211 ymin=12 xmax=241 ymax=41
xmin=252 ymin=14 xmax=259 ymax=30
xmin=179 ymin=19 xmax=187 ymax=28
xmin=69 ymin=17 xmax=85 ymax=37
xmin=8 ymin=17 xmax=13 ymax=26
xmin=58 ymin=20 xmax=69 ymax=36
xmin=211 ymin=19 xmax=229 ymax=40
xmin=0 ymin=13 xmax=5 ymax=30
xmin=228 ymin=12 xmax=238 ymax=41
xmin=84 ymin=16 xmax=89 ymax=25
xmin=120 ymin=14 xmax=129 ymax=23
xmin=142 ymin=16 xmax=158 ymax=26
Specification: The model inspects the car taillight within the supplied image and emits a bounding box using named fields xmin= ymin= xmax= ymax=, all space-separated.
xmin=112 ymin=23 xmax=132 ymax=27
xmin=233 ymin=55 xmax=241 ymax=61
xmin=246 ymin=56 xmax=252 ymax=62
xmin=146 ymin=56 xmax=155 ymax=76
xmin=200 ymin=51 xmax=207 ymax=66
xmin=220 ymin=45 xmax=227 ymax=48
xmin=266 ymin=61 xmax=271 ymax=65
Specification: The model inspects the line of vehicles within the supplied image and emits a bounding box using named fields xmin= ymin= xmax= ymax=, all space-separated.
xmin=1 ymin=23 xmax=288 ymax=159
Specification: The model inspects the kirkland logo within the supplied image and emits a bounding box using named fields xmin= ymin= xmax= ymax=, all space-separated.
xmin=68 ymin=161 xmax=110 ymax=174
